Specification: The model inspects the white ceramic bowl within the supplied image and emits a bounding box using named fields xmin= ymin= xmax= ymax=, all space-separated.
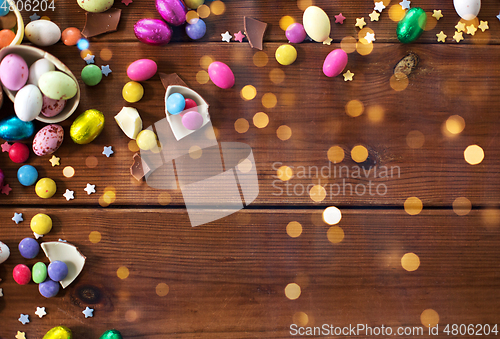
xmin=0 ymin=45 xmax=80 ymax=123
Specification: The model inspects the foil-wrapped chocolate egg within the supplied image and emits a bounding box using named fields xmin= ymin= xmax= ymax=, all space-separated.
xmin=42 ymin=326 xmax=72 ymax=339
xmin=134 ymin=18 xmax=173 ymax=46
xmin=99 ymin=329 xmax=123 ymax=339
xmin=155 ymin=0 xmax=187 ymax=26
xmin=0 ymin=115 xmax=35 ymax=141
xmin=70 ymin=109 xmax=105 ymax=144
xmin=396 ymin=7 xmax=427 ymax=44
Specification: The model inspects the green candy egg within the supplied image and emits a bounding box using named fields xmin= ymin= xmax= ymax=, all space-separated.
xmin=396 ymin=7 xmax=427 ymax=44
xmin=81 ymin=64 xmax=103 ymax=86
xmin=99 ymin=329 xmax=123 ymax=339
xmin=70 ymin=109 xmax=105 ymax=144
xmin=32 ymin=262 xmax=47 ymax=284
xmin=42 ymin=326 xmax=72 ymax=339
xmin=38 ymin=71 xmax=78 ymax=100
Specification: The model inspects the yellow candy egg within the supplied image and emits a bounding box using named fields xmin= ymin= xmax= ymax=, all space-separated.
xmin=35 ymin=178 xmax=57 ymax=199
xmin=136 ymin=130 xmax=157 ymax=150
xmin=43 ymin=325 xmax=72 ymax=339
xmin=31 ymin=213 xmax=53 ymax=235
xmin=122 ymin=81 xmax=144 ymax=103
xmin=275 ymin=44 xmax=297 ymax=65
xmin=184 ymin=0 xmax=204 ymax=9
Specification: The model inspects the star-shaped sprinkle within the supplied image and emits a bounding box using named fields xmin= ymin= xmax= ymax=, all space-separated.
xmin=221 ymin=31 xmax=232 ymax=43
xmin=497 ymin=12 xmax=500 ymax=21
xmin=58 ymin=239 xmax=67 ymax=242
xmin=34 ymin=232 xmax=43 ymax=239
xmin=1 ymin=141 xmax=10 ymax=152
xmin=101 ymin=65 xmax=112 ymax=76
xmin=16 ymin=331 xmax=26 ymax=339
xmin=478 ymin=20 xmax=488 ymax=32
xmin=84 ymin=183 xmax=96 ymax=195
xmin=322 ymin=37 xmax=332 ymax=45
xmin=82 ymin=307 xmax=94 ymax=318
xmin=399 ymin=0 xmax=411 ymax=10
xmin=334 ymin=13 xmax=346 ymax=24
xmin=432 ymin=10 xmax=443 ymax=20
xmin=436 ymin=31 xmax=447 ymax=42
xmin=19 ymin=314 xmax=29 ymax=325
xmin=30 ymin=12 xmax=40 ymax=21
xmin=49 ymin=155 xmax=60 ymax=166
xmin=121 ymin=0 xmax=132 ymax=5
xmin=455 ymin=22 xmax=466 ymax=32
xmin=234 ymin=31 xmax=245 ymax=42
xmin=343 ymin=70 xmax=354 ymax=81
xmin=374 ymin=1 xmax=385 ymax=12
xmin=12 ymin=213 xmax=23 ymax=224
xmin=102 ymin=146 xmax=114 ymax=157
xmin=63 ymin=189 xmax=74 ymax=201
xmin=0 ymin=288 xmax=3 ymax=297
xmin=1 ymin=184 xmax=11 ymax=195
xmin=364 ymin=32 xmax=375 ymax=43
xmin=369 ymin=10 xmax=380 ymax=21
xmin=466 ymin=24 xmax=477 ymax=35
xmin=355 ymin=17 xmax=366 ymax=29
xmin=84 ymin=54 xmax=95 ymax=64
xmin=453 ymin=31 xmax=464 ymax=43
xmin=35 ymin=307 xmax=46 ymax=318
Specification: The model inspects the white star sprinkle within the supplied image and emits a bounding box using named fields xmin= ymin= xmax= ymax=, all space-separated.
xmin=102 ymin=146 xmax=114 ymax=157
xmin=82 ymin=307 xmax=94 ymax=318
xmin=364 ymin=32 xmax=376 ymax=43
xmin=35 ymin=307 xmax=46 ymax=318
xmin=400 ymin=0 xmax=411 ymax=9
xmin=12 ymin=213 xmax=23 ymax=224
xmin=63 ymin=189 xmax=74 ymax=201
xmin=33 ymin=232 xmax=43 ymax=239
xmin=374 ymin=1 xmax=386 ymax=12
xmin=84 ymin=183 xmax=96 ymax=195
xmin=221 ymin=31 xmax=232 ymax=43
xmin=0 ymin=288 xmax=3 ymax=297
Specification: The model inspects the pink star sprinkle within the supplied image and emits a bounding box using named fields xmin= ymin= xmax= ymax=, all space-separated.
xmin=234 ymin=31 xmax=245 ymax=42
xmin=335 ymin=13 xmax=346 ymax=24
xmin=1 ymin=142 xmax=10 ymax=152
xmin=121 ymin=0 xmax=132 ymax=5
xmin=1 ymin=184 xmax=12 ymax=195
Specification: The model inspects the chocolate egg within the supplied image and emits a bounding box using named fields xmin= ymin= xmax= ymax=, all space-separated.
xmin=156 ymin=0 xmax=187 ymax=26
xmin=70 ymin=109 xmax=105 ymax=144
xmin=99 ymin=330 xmax=123 ymax=339
xmin=33 ymin=124 xmax=64 ymax=156
xmin=0 ymin=115 xmax=35 ymax=141
xmin=396 ymin=7 xmax=427 ymax=44
xmin=42 ymin=326 xmax=72 ymax=339
xmin=134 ymin=18 xmax=172 ymax=46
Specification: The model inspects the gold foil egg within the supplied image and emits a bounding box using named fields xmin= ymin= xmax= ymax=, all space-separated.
xmin=42 ymin=326 xmax=72 ymax=339
xmin=70 ymin=109 xmax=105 ymax=144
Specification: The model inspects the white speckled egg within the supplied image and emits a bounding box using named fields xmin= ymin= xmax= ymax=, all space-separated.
xmin=453 ymin=0 xmax=480 ymax=20
xmin=14 ymin=84 xmax=43 ymax=122
xmin=0 ymin=241 xmax=10 ymax=264
xmin=25 ymin=20 xmax=61 ymax=46
xmin=77 ymin=0 xmax=114 ymax=13
xmin=32 ymin=124 xmax=64 ymax=156
xmin=28 ymin=59 xmax=55 ymax=86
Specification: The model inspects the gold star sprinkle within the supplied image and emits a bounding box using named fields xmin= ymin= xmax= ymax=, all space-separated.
xmin=455 ymin=22 xmax=466 ymax=32
xmin=355 ymin=17 xmax=366 ymax=29
xmin=369 ymin=10 xmax=380 ymax=21
xmin=16 ymin=332 xmax=26 ymax=339
xmin=436 ymin=31 xmax=447 ymax=42
xmin=478 ymin=20 xmax=489 ymax=32
xmin=466 ymin=24 xmax=477 ymax=35
xmin=343 ymin=70 xmax=354 ymax=81
xmin=322 ymin=37 xmax=332 ymax=45
xmin=453 ymin=31 xmax=464 ymax=43
xmin=49 ymin=155 xmax=60 ymax=167
xmin=432 ymin=10 xmax=443 ymax=20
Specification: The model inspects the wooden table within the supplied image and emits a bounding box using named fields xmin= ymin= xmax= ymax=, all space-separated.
xmin=1 ymin=0 xmax=500 ymax=337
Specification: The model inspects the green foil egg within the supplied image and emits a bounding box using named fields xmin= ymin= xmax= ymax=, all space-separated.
xmin=99 ymin=329 xmax=123 ymax=339
xmin=42 ymin=326 xmax=72 ymax=339
xmin=70 ymin=109 xmax=105 ymax=144
xmin=396 ymin=7 xmax=427 ymax=43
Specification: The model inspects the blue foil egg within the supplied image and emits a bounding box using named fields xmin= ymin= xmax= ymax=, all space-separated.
xmin=186 ymin=18 xmax=206 ymax=40
xmin=0 ymin=115 xmax=35 ymax=141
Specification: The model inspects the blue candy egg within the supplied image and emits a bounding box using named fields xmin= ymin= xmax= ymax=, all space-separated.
xmin=166 ymin=93 xmax=185 ymax=115
xmin=0 ymin=115 xmax=35 ymax=141
xmin=48 ymin=260 xmax=68 ymax=281
xmin=186 ymin=18 xmax=206 ymax=40
xmin=17 ymin=165 xmax=38 ymax=186
xmin=39 ymin=278 xmax=59 ymax=298
xmin=19 ymin=237 xmax=39 ymax=259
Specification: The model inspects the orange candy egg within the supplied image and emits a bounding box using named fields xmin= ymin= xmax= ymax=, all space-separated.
xmin=61 ymin=27 xmax=82 ymax=46
xmin=0 ymin=29 xmax=15 ymax=48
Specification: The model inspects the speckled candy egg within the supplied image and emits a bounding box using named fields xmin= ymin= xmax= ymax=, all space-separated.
xmin=25 ymin=20 xmax=61 ymax=46
xmin=0 ymin=53 xmax=28 ymax=91
xmin=77 ymin=0 xmax=114 ymax=13
xmin=33 ymin=124 xmax=64 ymax=156
xmin=134 ymin=18 xmax=173 ymax=46
xmin=156 ymin=0 xmax=187 ymax=26
xmin=0 ymin=241 xmax=10 ymax=264
xmin=41 ymin=95 xmax=66 ymax=117
xmin=208 ymin=61 xmax=235 ymax=89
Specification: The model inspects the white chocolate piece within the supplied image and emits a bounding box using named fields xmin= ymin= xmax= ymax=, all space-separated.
xmin=114 ymin=107 xmax=143 ymax=139
xmin=41 ymin=241 xmax=86 ymax=288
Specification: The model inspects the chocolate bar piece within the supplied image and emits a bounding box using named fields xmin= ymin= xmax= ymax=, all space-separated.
xmin=244 ymin=16 xmax=267 ymax=50
xmin=81 ymin=8 xmax=122 ymax=38
xmin=130 ymin=153 xmax=151 ymax=181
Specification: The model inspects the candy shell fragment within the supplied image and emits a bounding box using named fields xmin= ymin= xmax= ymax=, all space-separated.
xmin=41 ymin=241 xmax=86 ymax=288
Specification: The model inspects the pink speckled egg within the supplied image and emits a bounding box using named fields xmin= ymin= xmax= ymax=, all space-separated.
xmin=323 ymin=49 xmax=348 ymax=78
xmin=41 ymin=95 xmax=66 ymax=118
xmin=0 ymin=54 xmax=29 ymax=91
xmin=208 ymin=61 xmax=235 ymax=89
xmin=127 ymin=59 xmax=157 ymax=81
xmin=134 ymin=18 xmax=173 ymax=46
xmin=32 ymin=124 xmax=64 ymax=156
xmin=155 ymin=0 xmax=187 ymax=26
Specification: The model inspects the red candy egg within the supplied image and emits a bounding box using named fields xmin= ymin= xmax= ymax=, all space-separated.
xmin=9 ymin=142 xmax=30 ymax=163
xmin=13 ymin=264 xmax=31 ymax=285
xmin=184 ymin=98 xmax=197 ymax=111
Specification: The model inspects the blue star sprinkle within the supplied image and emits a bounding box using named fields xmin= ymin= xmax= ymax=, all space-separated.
xmin=82 ymin=307 xmax=94 ymax=318
xmin=18 ymin=314 xmax=29 ymax=325
xmin=497 ymin=12 xmax=500 ymax=21
xmin=102 ymin=146 xmax=114 ymax=157
xmin=101 ymin=65 xmax=112 ymax=76
xmin=84 ymin=54 xmax=95 ymax=65
xmin=29 ymin=13 xmax=40 ymax=21
xmin=12 ymin=213 xmax=23 ymax=224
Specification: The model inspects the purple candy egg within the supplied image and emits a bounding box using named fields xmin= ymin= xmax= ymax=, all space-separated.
xmin=155 ymin=0 xmax=187 ymax=26
xmin=134 ymin=18 xmax=173 ymax=46
xmin=286 ymin=23 xmax=307 ymax=43
xmin=19 ymin=237 xmax=39 ymax=259
xmin=39 ymin=278 xmax=59 ymax=298
xmin=182 ymin=111 xmax=204 ymax=130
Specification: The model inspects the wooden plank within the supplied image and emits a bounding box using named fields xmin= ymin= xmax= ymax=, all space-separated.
xmin=0 ymin=208 xmax=499 ymax=337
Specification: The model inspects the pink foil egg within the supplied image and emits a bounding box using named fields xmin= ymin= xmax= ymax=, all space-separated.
xmin=208 ymin=61 xmax=235 ymax=89
xmin=134 ymin=18 xmax=173 ymax=46
xmin=32 ymin=124 xmax=64 ymax=156
xmin=127 ymin=59 xmax=158 ymax=81
xmin=323 ymin=49 xmax=348 ymax=78
xmin=0 ymin=54 xmax=29 ymax=91
xmin=155 ymin=0 xmax=187 ymax=26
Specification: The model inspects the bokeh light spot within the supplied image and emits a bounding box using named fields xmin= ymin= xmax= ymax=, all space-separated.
xmin=327 ymin=226 xmax=345 ymax=244
xmin=285 ymin=283 xmax=301 ymax=300
xmin=389 ymin=4 xmax=406 ymax=21
xmin=117 ymin=266 xmax=130 ymax=279
xmin=424 ymin=12 xmax=437 ymax=30
xmin=270 ymin=68 xmax=285 ymax=84
xmin=323 ymin=206 xmax=342 ymax=225
xmin=253 ymin=112 xmax=269 ymax=128
xmin=453 ymin=197 xmax=471 ymax=216
xmin=234 ymin=118 xmax=249 ymax=133
xmin=293 ymin=312 xmax=309 ymax=326
xmin=89 ymin=231 xmax=101 ymax=244
xmin=286 ymin=221 xmax=302 ymax=238
xmin=125 ymin=310 xmax=138 ymax=322
xmin=277 ymin=166 xmax=293 ymax=181
xmin=262 ymin=93 xmax=277 ymax=108
xmin=309 ymin=185 xmax=326 ymax=202
xmin=445 ymin=115 xmax=465 ymax=135
xmin=279 ymin=15 xmax=295 ymax=31
xmin=356 ymin=40 xmax=374 ymax=55
xmin=156 ymin=283 xmax=169 ymax=296
xmin=421 ymin=309 xmax=439 ymax=328
xmin=404 ymin=197 xmax=423 ymax=215
xmin=100 ymin=48 xmax=113 ymax=61
xmin=464 ymin=145 xmax=484 ymax=165
xmin=328 ymin=146 xmax=344 ymax=163
xmin=406 ymin=130 xmax=425 ymax=149
xmin=341 ymin=36 xmax=357 ymax=54
xmin=345 ymin=99 xmax=364 ymax=117
xmin=189 ymin=145 xmax=203 ymax=159
xmin=197 ymin=4 xmax=210 ymax=18
xmin=210 ymin=0 xmax=225 ymax=15
xmin=241 ymin=85 xmax=257 ymax=101
xmin=196 ymin=70 xmax=209 ymax=84
xmin=297 ymin=0 xmax=312 ymax=11
xmin=237 ymin=159 xmax=253 ymax=173
xmin=128 ymin=140 xmax=140 ymax=152
xmin=390 ymin=73 xmax=409 ymax=91
xmin=158 ymin=192 xmax=171 ymax=206
xmin=401 ymin=252 xmax=420 ymax=271
xmin=200 ymin=55 xmax=213 ymax=69
xmin=351 ymin=145 xmax=368 ymax=163
xmin=253 ymin=51 xmax=268 ymax=67
xmin=277 ymin=125 xmax=292 ymax=140
xmin=367 ymin=105 xmax=385 ymax=123
xmin=63 ymin=166 xmax=75 ymax=178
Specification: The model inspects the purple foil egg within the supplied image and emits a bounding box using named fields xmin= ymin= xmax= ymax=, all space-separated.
xmin=155 ymin=0 xmax=187 ymax=26
xmin=134 ymin=18 xmax=173 ymax=46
